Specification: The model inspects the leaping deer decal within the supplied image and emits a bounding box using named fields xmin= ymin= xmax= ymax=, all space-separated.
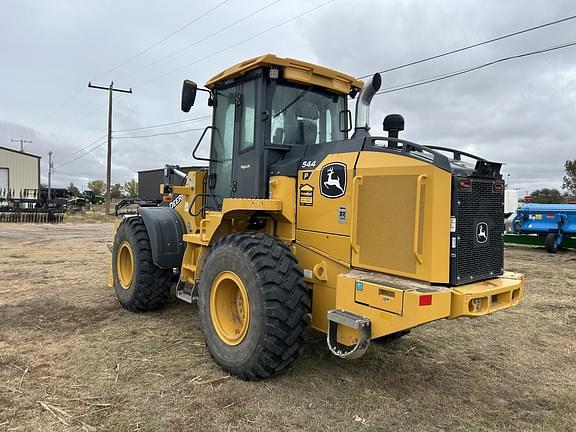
xmin=323 ymin=167 xmax=344 ymax=193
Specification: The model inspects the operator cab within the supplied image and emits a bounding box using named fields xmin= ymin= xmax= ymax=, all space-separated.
xmin=182 ymin=54 xmax=363 ymax=209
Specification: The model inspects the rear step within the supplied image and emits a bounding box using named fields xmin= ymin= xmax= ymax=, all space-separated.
xmin=175 ymin=281 xmax=197 ymax=304
xmin=327 ymin=309 xmax=371 ymax=359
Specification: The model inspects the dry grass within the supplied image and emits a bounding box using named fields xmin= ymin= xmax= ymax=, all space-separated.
xmin=63 ymin=210 xmax=117 ymax=224
xmin=0 ymin=222 xmax=574 ymax=431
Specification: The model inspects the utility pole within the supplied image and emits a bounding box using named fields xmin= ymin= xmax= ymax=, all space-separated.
xmin=88 ymin=81 xmax=132 ymax=216
xmin=11 ymin=138 xmax=32 ymax=152
xmin=48 ymin=151 xmax=53 ymax=201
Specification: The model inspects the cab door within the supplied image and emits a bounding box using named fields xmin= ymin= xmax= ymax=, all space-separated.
xmin=207 ymin=84 xmax=237 ymax=209
xmin=232 ymin=78 xmax=260 ymax=198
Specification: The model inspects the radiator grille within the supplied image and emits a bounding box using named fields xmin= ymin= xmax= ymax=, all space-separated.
xmin=453 ymin=178 xmax=504 ymax=284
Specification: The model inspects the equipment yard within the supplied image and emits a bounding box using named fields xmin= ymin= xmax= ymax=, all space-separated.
xmin=1 ymin=222 xmax=574 ymax=431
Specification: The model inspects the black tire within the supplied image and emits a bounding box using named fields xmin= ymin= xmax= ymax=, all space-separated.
xmin=198 ymin=233 xmax=311 ymax=380
xmin=545 ymin=233 xmax=559 ymax=254
xmin=373 ymin=330 xmax=411 ymax=345
xmin=112 ymin=217 xmax=172 ymax=311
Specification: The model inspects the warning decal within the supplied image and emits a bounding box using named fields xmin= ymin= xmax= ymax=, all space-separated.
xmin=299 ymin=184 xmax=314 ymax=206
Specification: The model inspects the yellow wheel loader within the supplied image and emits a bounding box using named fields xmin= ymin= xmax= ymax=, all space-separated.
xmin=110 ymin=54 xmax=525 ymax=380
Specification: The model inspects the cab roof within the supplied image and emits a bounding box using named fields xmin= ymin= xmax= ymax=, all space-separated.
xmin=205 ymin=54 xmax=364 ymax=95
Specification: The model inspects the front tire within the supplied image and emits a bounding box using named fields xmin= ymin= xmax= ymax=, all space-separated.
xmin=112 ymin=217 xmax=172 ymax=311
xmin=198 ymin=233 xmax=310 ymax=380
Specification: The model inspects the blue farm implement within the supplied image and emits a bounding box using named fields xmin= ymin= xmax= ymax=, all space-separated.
xmin=512 ymin=203 xmax=576 ymax=253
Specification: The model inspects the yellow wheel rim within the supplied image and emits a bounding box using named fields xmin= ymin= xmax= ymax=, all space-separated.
xmin=209 ymin=271 xmax=250 ymax=345
xmin=117 ymin=241 xmax=134 ymax=289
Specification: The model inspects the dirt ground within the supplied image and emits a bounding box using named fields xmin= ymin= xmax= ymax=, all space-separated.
xmin=0 ymin=222 xmax=575 ymax=431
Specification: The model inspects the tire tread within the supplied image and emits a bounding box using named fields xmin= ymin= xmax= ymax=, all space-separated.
xmin=114 ymin=217 xmax=172 ymax=312
xmin=201 ymin=232 xmax=311 ymax=380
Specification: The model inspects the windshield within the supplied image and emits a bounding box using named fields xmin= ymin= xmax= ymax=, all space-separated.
xmin=270 ymin=83 xmax=346 ymax=145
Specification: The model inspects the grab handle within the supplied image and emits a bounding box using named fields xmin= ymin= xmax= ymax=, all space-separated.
xmin=413 ymin=174 xmax=427 ymax=265
xmin=350 ymin=176 xmax=363 ymax=253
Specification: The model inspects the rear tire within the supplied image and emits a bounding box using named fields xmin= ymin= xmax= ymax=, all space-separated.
xmin=198 ymin=233 xmax=311 ymax=380
xmin=545 ymin=233 xmax=559 ymax=254
xmin=112 ymin=217 xmax=172 ymax=311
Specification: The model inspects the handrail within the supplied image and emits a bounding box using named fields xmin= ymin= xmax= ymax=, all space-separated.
xmin=369 ymin=137 xmax=452 ymax=172
xmin=423 ymin=145 xmax=486 ymax=162
xmin=192 ymin=126 xmax=217 ymax=162
xmin=350 ymin=176 xmax=363 ymax=253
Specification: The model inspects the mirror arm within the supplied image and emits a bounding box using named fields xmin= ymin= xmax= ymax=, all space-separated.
xmin=197 ymin=88 xmax=214 ymax=106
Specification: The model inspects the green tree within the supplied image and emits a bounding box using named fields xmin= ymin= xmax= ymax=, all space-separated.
xmin=124 ymin=179 xmax=138 ymax=198
xmin=562 ymin=159 xmax=576 ymax=199
xmin=87 ymin=180 xmax=106 ymax=196
xmin=529 ymin=188 xmax=566 ymax=204
xmin=67 ymin=182 xmax=81 ymax=197
xmin=110 ymin=183 xmax=123 ymax=199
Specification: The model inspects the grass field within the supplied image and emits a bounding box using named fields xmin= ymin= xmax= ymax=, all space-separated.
xmin=1 ymin=222 xmax=575 ymax=431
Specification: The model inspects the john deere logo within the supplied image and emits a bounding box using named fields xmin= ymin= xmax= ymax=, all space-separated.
xmin=320 ymin=163 xmax=346 ymax=198
xmin=476 ymin=222 xmax=488 ymax=244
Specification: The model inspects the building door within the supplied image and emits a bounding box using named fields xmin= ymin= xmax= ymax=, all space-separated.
xmin=0 ymin=168 xmax=8 ymax=199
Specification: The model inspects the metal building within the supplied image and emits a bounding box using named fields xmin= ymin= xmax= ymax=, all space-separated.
xmin=0 ymin=146 xmax=41 ymax=205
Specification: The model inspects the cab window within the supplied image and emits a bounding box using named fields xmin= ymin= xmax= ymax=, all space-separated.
xmin=270 ymin=84 xmax=346 ymax=145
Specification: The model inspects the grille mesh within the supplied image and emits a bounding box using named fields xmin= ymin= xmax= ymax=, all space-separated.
xmin=455 ymin=179 xmax=504 ymax=284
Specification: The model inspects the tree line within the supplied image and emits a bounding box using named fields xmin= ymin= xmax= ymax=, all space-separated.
xmin=527 ymin=160 xmax=576 ymax=204
xmin=66 ymin=179 xmax=138 ymax=199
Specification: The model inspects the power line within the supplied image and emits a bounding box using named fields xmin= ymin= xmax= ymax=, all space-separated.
xmin=32 ymin=1 xmax=229 ymax=137
xmin=43 ymin=97 xmax=105 ymax=137
xmin=374 ymin=40 xmax=576 ymax=95
xmin=31 ymin=0 xmax=333 ymax=151
xmin=54 ymin=134 xmax=108 ymax=165
xmin=117 ymin=0 xmax=281 ymax=81
xmin=136 ymin=0 xmax=335 ymax=87
xmin=31 ymin=88 xmax=86 ymax=132
xmin=113 ymin=127 xmax=205 ymax=139
xmin=90 ymin=0 xmax=231 ymax=82
xmin=359 ymin=13 xmax=576 ymax=79
xmin=53 ymin=137 xmax=108 ymax=170
xmin=112 ymin=116 xmax=210 ymax=133
xmin=53 ymin=126 xmax=205 ymax=170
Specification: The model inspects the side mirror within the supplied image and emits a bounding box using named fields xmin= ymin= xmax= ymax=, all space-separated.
xmin=339 ymin=110 xmax=352 ymax=132
xmin=181 ymin=80 xmax=198 ymax=112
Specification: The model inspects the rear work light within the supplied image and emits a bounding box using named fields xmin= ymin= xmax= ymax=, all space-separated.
xmin=419 ymin=294 xmax=433 ymax=306
xmin=458 ymin=179 xmax=471 ymax=190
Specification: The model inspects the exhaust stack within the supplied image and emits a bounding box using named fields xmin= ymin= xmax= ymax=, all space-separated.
xmin=352 ymin=73 xmax=382 ymax=138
